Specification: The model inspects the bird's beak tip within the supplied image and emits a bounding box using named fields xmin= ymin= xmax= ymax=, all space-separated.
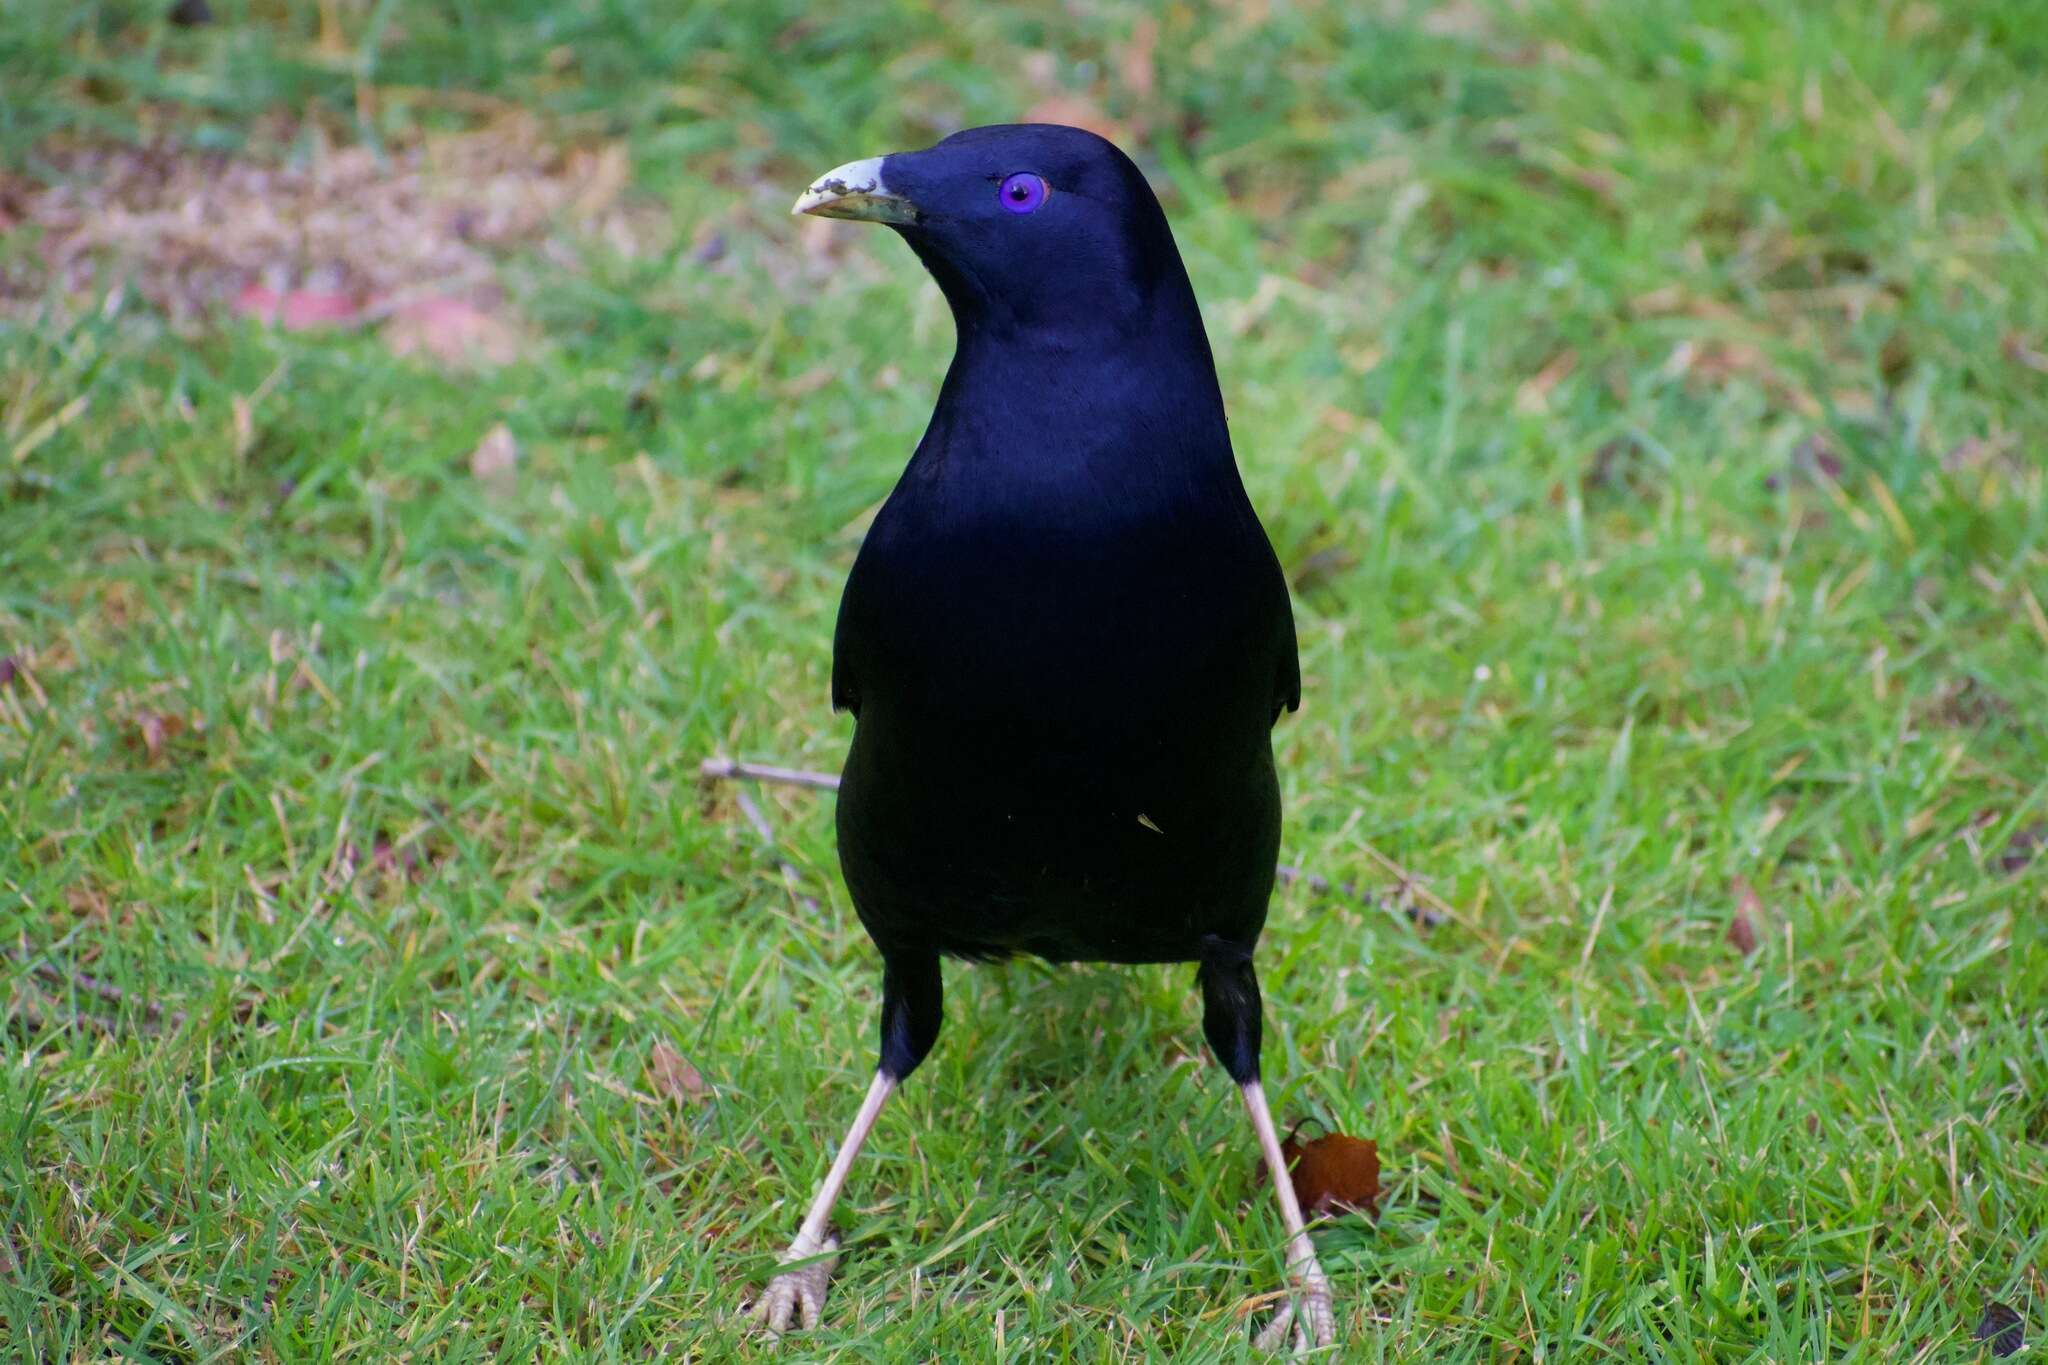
xmin=793 ymin=155 xmax=917 ymax=224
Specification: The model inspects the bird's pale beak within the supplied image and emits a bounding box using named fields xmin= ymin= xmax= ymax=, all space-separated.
xmin=792 ymin=155 xmax=918 ymax=225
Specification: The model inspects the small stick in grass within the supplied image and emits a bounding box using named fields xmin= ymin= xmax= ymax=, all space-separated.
xmin=3 ymin=946 xmax=187 ymax=1033
xmin=5 ymin=979 xmax=122 ymax=1038
xmin=698 ymin=757 xmax=843 ymax=791
xmin=731 ymin=787 xmax=822 ymax=918
xmin=1275 ymin=862 xmax=1444 ymax=930
xmin=702 ymin=756 xmax=1460 ymax=932
xmin=699 ymin=762 xmax=824 ymax=916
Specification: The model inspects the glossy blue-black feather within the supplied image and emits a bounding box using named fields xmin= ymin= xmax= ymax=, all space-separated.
xmin=823 ymin=125 xmax=1297 ymax=1079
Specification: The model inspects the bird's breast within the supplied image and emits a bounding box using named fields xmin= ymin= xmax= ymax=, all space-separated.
xmin=831 ymin=457 xmax=1290 ymax=960
xmin=850 ymin=504 xmax=1270 ymax=742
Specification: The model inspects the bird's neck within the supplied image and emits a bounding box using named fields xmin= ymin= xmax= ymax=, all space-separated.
xmin=924 ymin=329 xmax=1235 ymax=479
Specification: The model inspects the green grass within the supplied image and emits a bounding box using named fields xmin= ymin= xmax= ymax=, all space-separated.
xmin=4 ymin=0 xmax=2046 ymax=1359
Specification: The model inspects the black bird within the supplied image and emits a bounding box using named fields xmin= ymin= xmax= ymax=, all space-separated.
xmin=755 ymin=124 xmax=1330 ymax=1351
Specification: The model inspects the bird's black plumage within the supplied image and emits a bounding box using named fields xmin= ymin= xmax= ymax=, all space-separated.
xmin=822 ymin=125 xmax=1299 ymax=1084
xmin=755 ymin=123 xmax=1332 ymax=1349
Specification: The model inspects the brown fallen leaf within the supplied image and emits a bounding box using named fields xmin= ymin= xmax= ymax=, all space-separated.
xmin=1766 ymin=434 xmax=1844 ymax=491
xmin=1922 ymin=675 xmax=2016 ymax=730
xmin=1274 ymin=1118 xmax=1380 ymax=1219
xmin=1420 ymin=0 xmax=1493 ymax=37
xmin=1665 ymin=339 xmax=1820 ymax=414
xmin=1994 ymin=823 xmax=2045 ymax=876
xmin=647 ymin=1039 xmax=709 ymax=1107
xmin=2001 ymin=331 xmax=2048 ymax=375
xmin=233 ymin=283 xmax=363 ymax=330
xmin=1514 ymin=347 xmax=1578 ymax=415
xmin=1975 ymin=1301 xmax=2024 ymax=1357
xmin=369 ymin=835 xmax=425 ymax=882
xmin=3 ymin=116 xmax=653 ymax=333
xmin=1628 ymin=285 xmax=1738 ymax=320
xmin=689 ymin=227 xmax=728 ymax=265
xmin=1942 ymin=437 xmax=1993 ymax=472
xmin=129 ymin=710 xmax=188 ymax=762
xmin=1289 ymin=543 xmax=1357 ymax=593
xmin=1728 ymin=878 xmax=1761 ymax=956
xmin=383 ymin=296 xmax=529 ymax=369
xmin=1583 ymin=436 xmax=1658 ymax=499
xmin=467 ymin=422 xmax=519 ymax=486
xmin=1878 ymin=331 xmax=1912 ymax=388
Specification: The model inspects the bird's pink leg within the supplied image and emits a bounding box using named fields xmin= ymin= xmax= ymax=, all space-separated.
xmin=1241 ymin=1079 xmax=1335 ymax=1352
xmin=751 ymin=1070 xmax=896 ymax=1335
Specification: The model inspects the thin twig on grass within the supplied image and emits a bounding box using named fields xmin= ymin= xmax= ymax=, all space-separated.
xmin=1276 ymin=862 xmax=1445 ymax=930
xmin=699 ymin=759 xmax=824 ymax=916
xmin=4 ymin=945 xmax=187 ymax=1033
xmin=701 ymin=756 xmax=1463 ymax=933
xmin=5 ymin=980 xmax=123 ymax=1038
xmin=732 ymin=787 xmax=821 ymax=917
xmin=698 ymin=756 xmax=844 ymax=791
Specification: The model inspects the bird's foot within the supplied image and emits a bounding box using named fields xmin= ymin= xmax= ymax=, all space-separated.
xmin=1252 ymin=1258 xmax=1334 ymax=1354
xmin=750 ymin=1228 xmax=841 ymax=1336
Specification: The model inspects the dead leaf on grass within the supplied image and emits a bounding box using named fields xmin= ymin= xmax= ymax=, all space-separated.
xmin=1766 ymin=434 xmax=1845 ymax=491
xmin=369 ymin=835 xmax=426 ymax=882
xmin=1665 ymin=338 xmax=1819 ymax=414
xmin=1878 ymin=331 xmax=1912 ymax=388
xmin=1993 ymin=823 xmax=2045 ymax=876
xmin=233 ymin=284 xmax=363 ymax=330
xmin=1943 ymin=437 xmax=1992 ymax=472
xmin=1419 ymin=0 xmax=1495 ymax=37
xmin=384 ymin=296 xmax=530 ymax=369
xmin=2001 ymin=332 xmax=2048 ymax=375
xmin=1289 ymin=543 xmax=1357 ymax=593
xmin=1974 ymin=1301 xmax=2024 ymax=1358
xmin=689 ymin=227 xmax=728 ymax=265
xmin=128 ymin=710 xmax=198 ymax=762
xmin=1728 ymin=878 xmax=1762 ymax=956
xmin=647 ymin=1039 xmax=709 ymax=1107
xmin=1922 ymin=675 xmax=2017 ymax=730
xmin=1271 ymin=1118 xmax=1380 ymax=1219
xmin=1583 ymin=436 xmax=1657 ymax=499
xmin=4 ymin=118 xmax=648 ymax=329
xmin=1629 ymin=286 xmax=1737 ymax=321
xmin=1514 ymin=348 xmax=1578 ymax=415
xmin=467 ymin=422 xmax=519 ymax=485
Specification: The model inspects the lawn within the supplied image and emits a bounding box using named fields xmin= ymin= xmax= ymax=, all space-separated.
xmin=2 ymin=0 xmax=2045 ymax=1360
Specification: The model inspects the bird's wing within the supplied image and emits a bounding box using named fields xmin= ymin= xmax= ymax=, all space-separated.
xmin=1239 ymin=494 xmax=1300 ymax=722
xmin=1275 ymin=620 xmax=1301 ymax=719
xmin=830 ymin=617 xmax=858 ymax=716
xmin=1270 ymin=549 xmax=1302 ymax=720
xmin=829 ymin=548 xmax=867 ymax=716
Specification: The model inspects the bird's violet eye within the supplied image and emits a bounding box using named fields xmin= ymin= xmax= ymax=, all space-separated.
xmin=998 ymin=172 xmax=1048 ymax=215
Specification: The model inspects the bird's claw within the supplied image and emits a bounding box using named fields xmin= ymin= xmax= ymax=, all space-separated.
xmin=750 ymin=1229 xmax=841 ymax=1337
xmin=1252 ymin=1261 xmax=1334 ymax=1354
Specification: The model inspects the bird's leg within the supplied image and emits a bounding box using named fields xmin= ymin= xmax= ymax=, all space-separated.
xmin=751 ymin=950 xmax=942 ymax=1337
xmin=1242 ymin=1077 xmax=1335 ymax=1352
xmin=1199 ymin=946 xmax=1334 ymax=1353
xmin=750 ymin=1069 xmax=895 ymax=1335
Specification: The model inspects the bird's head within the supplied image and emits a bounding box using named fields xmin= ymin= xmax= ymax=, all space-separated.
xmin=793 ymin=124 xmax=1194 ymax=346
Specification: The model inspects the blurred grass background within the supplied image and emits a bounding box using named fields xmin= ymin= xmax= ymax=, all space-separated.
xmin=2 ymin=0 xmax=2045 ymax=1360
